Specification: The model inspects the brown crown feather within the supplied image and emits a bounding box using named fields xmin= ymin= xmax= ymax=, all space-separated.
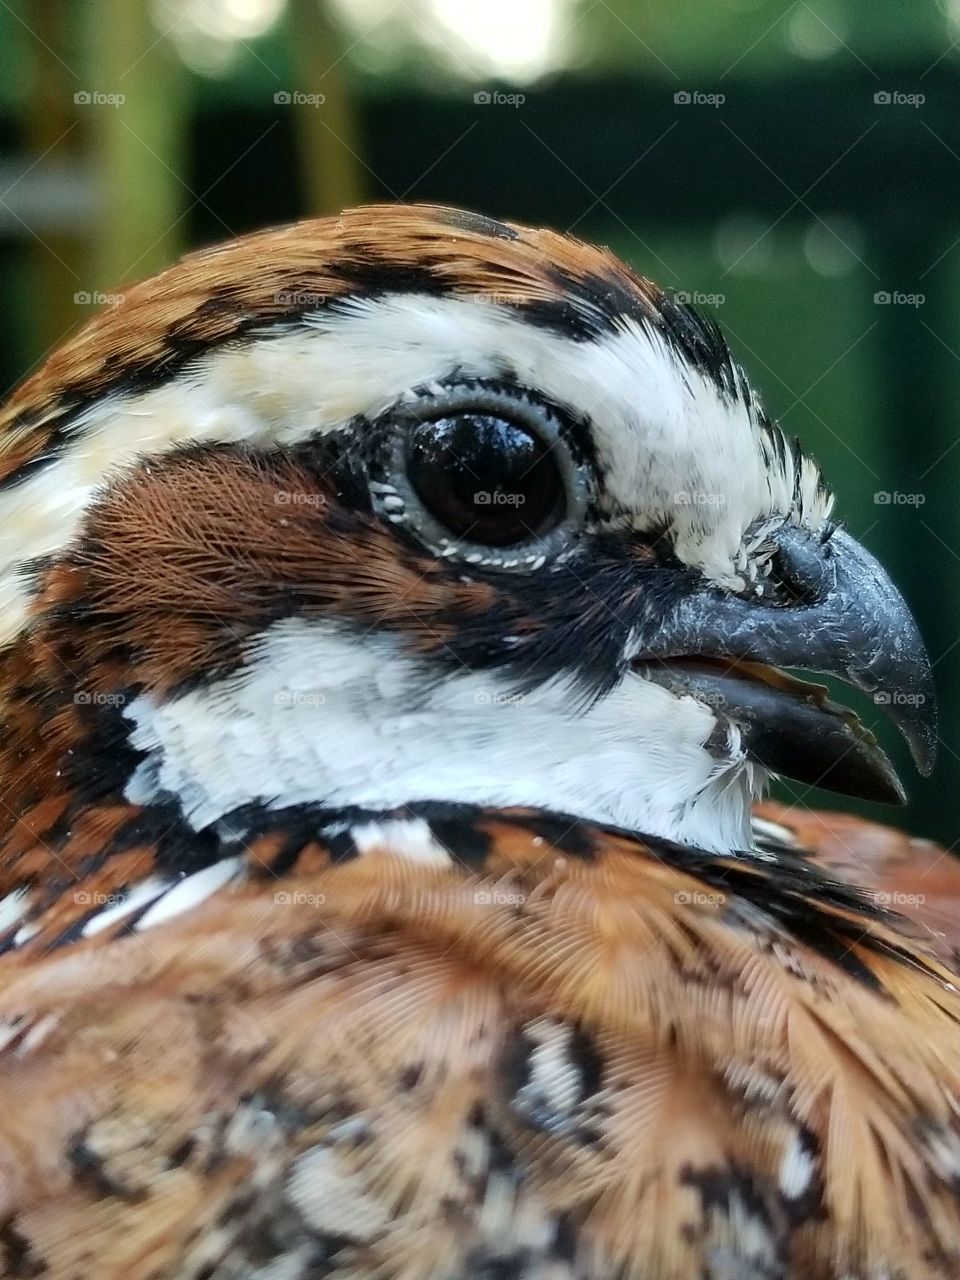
xmin=0 ymin=204 xmax=662 ymax=488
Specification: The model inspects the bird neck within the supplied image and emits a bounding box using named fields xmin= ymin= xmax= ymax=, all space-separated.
xmin=0 ymin=620 xmax=763 ymax=872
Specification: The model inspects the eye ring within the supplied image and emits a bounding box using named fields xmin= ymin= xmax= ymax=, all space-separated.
xmin=369 ymin=382 xmax=589 ymax=570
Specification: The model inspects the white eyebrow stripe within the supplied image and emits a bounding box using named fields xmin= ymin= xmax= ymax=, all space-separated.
xmin=0 ymin=293 xmax=821 ymax=644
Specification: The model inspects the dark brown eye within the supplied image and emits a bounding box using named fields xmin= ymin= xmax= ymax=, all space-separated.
xmin=371 ymin=382 xmax=587 ymax=571
xmin=405 ymin=413 xmax=565 ymax=547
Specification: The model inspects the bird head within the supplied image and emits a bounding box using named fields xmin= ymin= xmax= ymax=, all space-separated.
xmin=0 ymin=205 xmax=935 ymax=853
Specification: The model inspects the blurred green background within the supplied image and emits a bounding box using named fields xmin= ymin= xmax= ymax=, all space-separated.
xmin=1 ymin=0 xmax=958 ymax=844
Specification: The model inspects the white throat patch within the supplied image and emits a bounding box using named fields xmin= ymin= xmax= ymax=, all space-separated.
xmin=123 ymin=619 xmax=764 ymax=853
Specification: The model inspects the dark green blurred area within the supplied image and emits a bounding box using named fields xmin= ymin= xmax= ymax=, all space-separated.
xmin=1 ymin=0 xmax=958 ymax=844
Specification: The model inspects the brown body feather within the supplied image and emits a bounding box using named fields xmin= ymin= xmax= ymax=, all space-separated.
xmin=759 ymin=802 xmax=960 ymax=966
xmin=0 ymin=811 xmax=957 ymax=1278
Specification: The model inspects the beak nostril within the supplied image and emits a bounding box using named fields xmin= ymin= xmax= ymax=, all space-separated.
xmin=766 ymin=528 xmax=829 ymax=605
xmin=770 ymin=551 xmax=818 ymax=605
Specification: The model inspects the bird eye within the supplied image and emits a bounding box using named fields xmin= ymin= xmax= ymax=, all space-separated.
xmin=370 ymin=382 xmax=588 ymax=570
xmin=405 ymin=413 xmax=565 ymax=547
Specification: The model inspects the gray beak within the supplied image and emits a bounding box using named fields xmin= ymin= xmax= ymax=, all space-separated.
xmin=633 ymin=525 xmax=936 ymax=803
